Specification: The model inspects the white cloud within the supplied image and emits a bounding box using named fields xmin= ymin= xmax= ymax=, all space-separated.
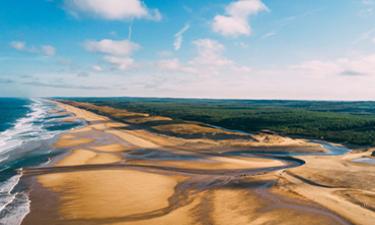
xmin=41 ymin=45 xmax=56 ymax=56
xmin=213 ymin=16 xmax=249 ymax=37
xmin=64 ymin=0 xmax=162 ymax=21
xmin=84 ymin=39 xmax=139 ymax=56
xmin=152 ymin=51 xmax=375 ymax=100
xmin=236 ymin=42 xmax=249 ymax=48
xmin=158 ymin=38 xmax=251 ymax=76
xmin=157 ymin=58 xmax=195 ymax=73
xmin=212 ymin=0 xmax=268 ymax=37
xmin=353 ymin=28 xmax=375 ymax=44
xmin=261 ymin=31 xmax=276 ymax=39
xmin=92 ymin=65 xmax=103 ymax=72
xmin=104 ymin=55 xmax=135 ymax=70
xmin=359 ymin=0 xmax=375 ymax=16
xmin=128 ymin=22 xmax=133 ymax=41
xmin=362 ymin=0 xmax=374 ymax=5
xmin=190 ymin=39 xmax=232 ymax=66
xmin=84 ymin=39 xmax=140 ymax=70
xmin=10 ymin=41 xmax=56 ymax=57
xmin=10 ymin=41 xmax=26 ymax=51
xmin=291 ymin=54 xmax=375 ymax=77
xmin=157 ymin=58 xmax=182 ymax=70
xmin=234 ymin=65 xmax=253 ymax=73
xmin=174 ymin=23 xmax=190 ymax=51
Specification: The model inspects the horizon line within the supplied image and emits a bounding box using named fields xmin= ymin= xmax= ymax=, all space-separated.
xmin=1 ymin=96 xmax=374 ymax=102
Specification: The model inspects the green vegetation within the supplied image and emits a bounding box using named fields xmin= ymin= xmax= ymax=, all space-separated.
xmin=64 ymin=97 xmax=375 ymax=147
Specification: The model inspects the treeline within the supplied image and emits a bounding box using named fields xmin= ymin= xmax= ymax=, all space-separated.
xmin=64 ymin=97 xmax=375 ymax=147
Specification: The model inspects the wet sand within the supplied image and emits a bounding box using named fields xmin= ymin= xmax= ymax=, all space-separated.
xmin=279 ymin=151 xmax=375 ymax=225
xmin=21 ymin=102 xmax=375 ymax=225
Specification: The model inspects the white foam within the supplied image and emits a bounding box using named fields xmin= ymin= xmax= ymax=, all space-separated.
xmin=0 ymin=175 xmax=21 ymax=194
xmin=0 ymin=195 xmax=16 ymax=214
xmin=0 ymin=99 xmax=56 ymax=225
xmin=0 ymin=99 xmax=50 ymax=155
xmin=0 ymin=192 xmax=30 ymax=225
xmin=0 ymin=99 xmax=78 ymax=163
xmin=0 ymin=174 xmax=24 ymax=224
xmin=0 ymin=98 xmax=84 ymax=225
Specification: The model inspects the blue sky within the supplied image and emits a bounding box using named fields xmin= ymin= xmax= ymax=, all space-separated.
xmin=1 ymin=0 xmax=375 ymax=100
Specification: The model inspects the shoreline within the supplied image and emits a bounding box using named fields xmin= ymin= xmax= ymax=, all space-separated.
xmin=0 ymin=99 xmax=86 ymax=225
xmin=20 ymin=101 xmax=375 ymax=225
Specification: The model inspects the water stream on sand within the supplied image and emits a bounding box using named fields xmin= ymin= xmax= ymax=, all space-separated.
xmin=13 ymin=101 xmax=355 ymax=225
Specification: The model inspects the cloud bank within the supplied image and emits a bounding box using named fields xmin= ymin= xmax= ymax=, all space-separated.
xmin=292 ymin=54 xmax=375 ymax=77
xmin=158 ymin=38 xmax=251 ymax=76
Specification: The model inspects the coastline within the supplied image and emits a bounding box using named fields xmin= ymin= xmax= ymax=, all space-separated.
xmin=0 ymin=99 xmax=86 ymax=225
xmin=20 ymin=101 xmax=375 ymax=225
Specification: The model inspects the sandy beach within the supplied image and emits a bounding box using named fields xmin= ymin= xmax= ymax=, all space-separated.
xmin=20 ymin=101 xmax=375 ymax=225
xmin=5 ymin=1 xmax=375 ymax=224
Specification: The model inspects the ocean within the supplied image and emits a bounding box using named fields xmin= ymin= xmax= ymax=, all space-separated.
xmin=0 ymin=98 xmax=84 ymax=225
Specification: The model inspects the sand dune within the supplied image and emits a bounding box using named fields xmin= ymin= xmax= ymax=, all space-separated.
xmin=21 ymin=101 xmax=375 ymax=225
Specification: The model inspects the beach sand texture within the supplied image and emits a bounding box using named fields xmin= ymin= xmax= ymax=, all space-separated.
xmin=21 ymin=102 xmax=375 ymax=225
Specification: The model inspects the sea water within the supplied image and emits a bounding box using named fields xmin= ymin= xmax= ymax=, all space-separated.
xmin=0 ymin=98 xmax=83 ymax=225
